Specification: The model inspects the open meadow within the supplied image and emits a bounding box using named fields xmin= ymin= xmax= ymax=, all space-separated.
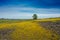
xmin=0 ymin=18 xmax=60 ymax=40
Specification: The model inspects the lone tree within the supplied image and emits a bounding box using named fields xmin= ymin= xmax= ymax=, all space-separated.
xmin=32 ymin=14 xmax=37 ymax=20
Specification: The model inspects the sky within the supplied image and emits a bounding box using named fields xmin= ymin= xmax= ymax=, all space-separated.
xmin=0 ymin=0 xmax=60 ymax=19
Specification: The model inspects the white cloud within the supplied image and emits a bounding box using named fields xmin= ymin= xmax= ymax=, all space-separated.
xmin=37 ymin=14 xmax=60 ymax=18
xmin=0 ymin=7 xmax=60 ymax=19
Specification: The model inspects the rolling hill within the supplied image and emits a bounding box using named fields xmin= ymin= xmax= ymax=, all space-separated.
xmin=0 ymin=18 xmax=60 ymax=40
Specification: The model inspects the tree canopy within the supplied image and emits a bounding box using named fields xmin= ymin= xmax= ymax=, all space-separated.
xmin=32 ymin=14 xmax=37 ymax=20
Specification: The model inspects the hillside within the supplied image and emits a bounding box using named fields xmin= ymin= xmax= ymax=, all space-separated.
xmin=0 ymin=18 xmax=60 ymax=40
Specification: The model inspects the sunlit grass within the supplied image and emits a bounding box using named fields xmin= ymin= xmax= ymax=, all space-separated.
xmin=0 ymin=18 xmax=60 ymax=40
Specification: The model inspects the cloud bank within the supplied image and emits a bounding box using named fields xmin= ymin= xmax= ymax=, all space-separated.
xmin=0 ymin=7 xmax=60 ymax=19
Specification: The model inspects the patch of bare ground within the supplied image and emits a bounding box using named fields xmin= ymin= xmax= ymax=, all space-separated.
xmin=0 ymin=28 xmax=15 ymax=40
xmin=38 ymin=20 xmax=60 ymax=35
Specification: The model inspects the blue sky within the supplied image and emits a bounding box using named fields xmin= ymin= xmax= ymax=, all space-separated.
xmin=0 ymin=0 xmax=60 ymax=19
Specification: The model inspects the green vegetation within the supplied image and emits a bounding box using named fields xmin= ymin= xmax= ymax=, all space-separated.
xmin=0 ymin=17 xmax=60 ymax=40
xmin=32 ymin=14 xmax=38 ymax=20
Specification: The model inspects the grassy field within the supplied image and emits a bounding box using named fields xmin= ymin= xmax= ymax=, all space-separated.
xmin=0 ymin=18 xmax=60 ymax=40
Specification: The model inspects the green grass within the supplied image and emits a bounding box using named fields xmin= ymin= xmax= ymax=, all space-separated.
xmin=0 ymin=17 xmax=60 ymax=40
